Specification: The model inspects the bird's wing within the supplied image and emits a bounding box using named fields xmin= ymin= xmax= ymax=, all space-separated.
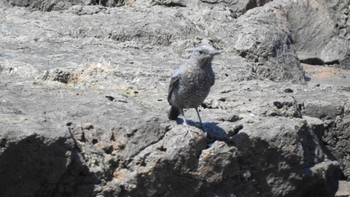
xmin=211 ymin=78 xmax=215 ymax=86
xmin=167 ymin=68 xmax=181 ymax=104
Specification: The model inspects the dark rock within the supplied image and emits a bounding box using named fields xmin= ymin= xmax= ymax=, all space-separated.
xmin=284 ymin=88 xmax=294 ymax=93
xmin=304 ymin=116 xmax=326 ymax=140
xmin=322 ymin=114 xmax=350 ymax=179
xmin=0 ymin=129 xmax=82 ymax=196
xmin=231 ymin=117 xmax=341 ymax=197
xmin=105 ymin=95 xmax=115 ymax=101
xmin=1 ymin=0 xmax=350 ymax=196
xmin=5 ymin=0 xmax=124 ymax=11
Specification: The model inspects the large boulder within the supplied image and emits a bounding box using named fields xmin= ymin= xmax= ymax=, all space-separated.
xmin=1 ymin=0 xmax=350 ymax=196
xmin=0 ymin=130 xmax=76 ymax=196
xmin=286 ymin=0 xmax=350 ymax=68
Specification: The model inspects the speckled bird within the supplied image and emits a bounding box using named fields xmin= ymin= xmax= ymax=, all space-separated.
xmin=167 ymin=44 xmax=220 ymax=129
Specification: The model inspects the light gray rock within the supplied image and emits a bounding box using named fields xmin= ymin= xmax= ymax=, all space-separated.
xmin=286 ymin=0 xmax=350 ymax=68
xmin=320 ymin=37 xmax=349 ymax=64
xmin=336 ymin=180 xmax=350 ymax=197
xmin=4 ymin=0 xmax=124 ymax=11
xmin=204 ymin=2 xmax=306 ymax=82
xmin=1 ymin=0 xmax=350 ymax=196
xmin=142 ymin=0 xmax=272 ymax=16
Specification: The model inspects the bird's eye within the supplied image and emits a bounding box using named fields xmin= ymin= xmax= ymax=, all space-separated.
xmin=199 ymin=51 xmax=203 ymax=54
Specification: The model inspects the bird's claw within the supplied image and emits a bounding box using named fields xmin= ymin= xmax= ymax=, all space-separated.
xmin=184 ymin=125 xmax=193 ymax=139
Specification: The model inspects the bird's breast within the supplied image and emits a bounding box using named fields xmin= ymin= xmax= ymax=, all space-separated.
xmin=173 ymin=67 xmax=214 ymax=108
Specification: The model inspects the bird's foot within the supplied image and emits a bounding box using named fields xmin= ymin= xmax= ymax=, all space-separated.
xmin=184 ymin=125 xmax=193 ymax=138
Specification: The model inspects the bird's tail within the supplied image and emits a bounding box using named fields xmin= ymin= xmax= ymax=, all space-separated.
xmin=168 ymin=106 xmax=180 ymax=120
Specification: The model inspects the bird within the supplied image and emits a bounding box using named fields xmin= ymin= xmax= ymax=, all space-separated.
xmin=167 ymin=44 xmax=220 ymax=130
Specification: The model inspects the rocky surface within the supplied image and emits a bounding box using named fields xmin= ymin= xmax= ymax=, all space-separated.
xmin=1 ymin=0 xmax=350 ymax=196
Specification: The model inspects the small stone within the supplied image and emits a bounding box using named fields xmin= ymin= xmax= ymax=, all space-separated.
xmin=105 ymin=95 xmax=115 ymax=101
xmin=284 ymin=88 xmax=294 ymax=93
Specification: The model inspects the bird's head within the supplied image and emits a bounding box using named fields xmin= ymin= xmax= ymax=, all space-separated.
xmin=189 ymin=45 xmax=221 ymax=66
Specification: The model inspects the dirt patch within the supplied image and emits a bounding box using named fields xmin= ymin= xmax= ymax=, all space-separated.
xmin=303 ymin=64 xmax=350 ymax=87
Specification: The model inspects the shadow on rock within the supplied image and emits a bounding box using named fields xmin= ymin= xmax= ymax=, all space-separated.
xmin=176 ymin=119 xmax=228 ymax=141
xmin=0 ymin=134 xmax=96 ymax=197
xmin=231 ymin=129 xmax=342 ymax=197
xmin=203 ymin=122 xmax=228 ymax=141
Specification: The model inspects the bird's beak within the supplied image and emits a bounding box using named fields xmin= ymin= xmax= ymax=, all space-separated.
xmin=210 ymin=50 xmax=221 ymax=56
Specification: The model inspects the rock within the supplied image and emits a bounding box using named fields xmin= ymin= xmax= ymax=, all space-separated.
xmin=303 ymin=161 xmax=344 ymax=196
xmin=230 ymin=117 xmax=341 ymax=196
xmin=322 ymin=114 xmax=350 ymax=179
xmin=303 ymin=116 xmax=325 ymax=140
xmin=270 ymin=96 xmax=301 ymax=117
xmin=42 ymin=68 xmax=72 ymax=84
xmin=141 ymin=0 xmax=272 ymax=15
xmin=6 ymin=0 xmax=88 ymax=11
xmin=216 ymin=1 xmax=305 ymax=82
xmin=0 ymin=126 xmax=78 ymax=196
xmin=151 ymin=0 xmax=188 ymax=7
xmin=98 ymin=118 xmax=343 ymax=196
xmin=295 ymin=87 xmax=350 ymax=179
xmin=196 ymin=141 xmax=239 ymax=184
xmin=303 ymin=100 xmax=344 ymax=120
xmin=320 ymin=37 xmax=349 ymax=64
xmin=5 ymin=0 xmax=124 ymax=11
xmin=1 ymin=0 xmax=350 ymax=196
xmin=286 ymin=0 xmax=350 ymax=68
xmin=336 ymin=180 xmax=350 ymax=197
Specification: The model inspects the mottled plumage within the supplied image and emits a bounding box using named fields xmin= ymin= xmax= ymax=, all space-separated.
xmin=167 ymin=44 xmax=220 ymax=128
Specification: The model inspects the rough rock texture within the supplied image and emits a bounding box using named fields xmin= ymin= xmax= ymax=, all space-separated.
xmin=286 ymin=0 xmax=350 ymax=68
xmin=1 ymin=0 xmax=350 ymax=196
xmin=4 ymin=0 xmax=124 ymax=11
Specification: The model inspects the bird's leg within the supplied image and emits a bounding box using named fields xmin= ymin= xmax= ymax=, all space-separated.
xmin=195 ymin=107 xmax=205 ymax=131
xmin=179 ymin=109 xmax=193 ymax=138
xmin=178 ymin=108 xmax=187 ymax=125
xmin=184 ymin=125 xmax=193 ymax=138
xmin=179 ymin=115 xmax=188 ymax=125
